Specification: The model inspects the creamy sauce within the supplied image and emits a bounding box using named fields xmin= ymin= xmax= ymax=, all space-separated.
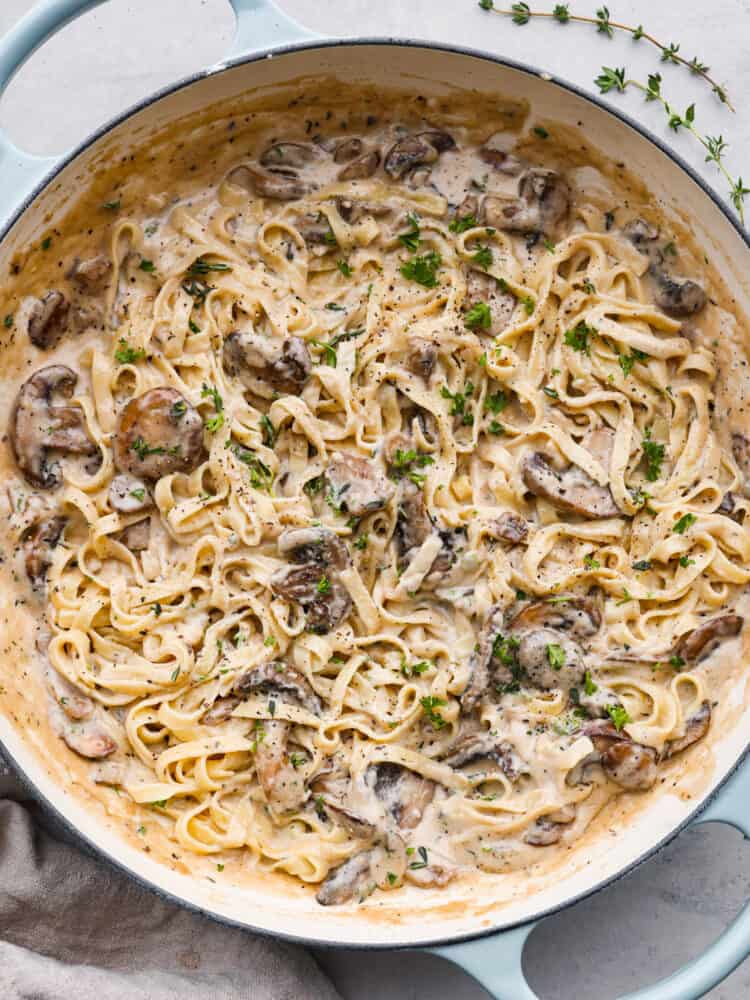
xmin=0 ymin=79 xmax=749 ymax=911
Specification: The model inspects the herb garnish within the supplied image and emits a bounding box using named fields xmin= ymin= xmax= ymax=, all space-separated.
xmin=201 ymin=383 xmax=225 ymax=432
xmin=441 ymin=382 xmax=475 ymax=424
xmin=131 ymin=438 xmax=166 ymax=460
xmin=465 ymin=301 xmax=492 ymax=330
xmin=402 ymin=660 xmax=431 ymax=678
xmin=398 ymin=213 xmax=421 ymax=251
xmin=260 ymin=413 xmax=276 ymax=447
xmin=408 ymin=846 xmax=430 ymax=870
xmin=564 ymin=320 xmax=594 ymax=354
xmin=114 ymin=339 xmax=145 ymax=365
xmin=187 ymin=257 xmax=232 ymax=276
xmin=420 ymin=695 xmax=447 ymax=729
xmin=673 ymin=513 xmax=696 ymax=534
xmin=618 ymin=348 xmax=648 ymax=377
xmin=642 ymin=427 xmax=665 ymax=481
xmin=472 ymin=245 xmax=493 ymax=270
xmin=226 ymin=440 xmax=273 ymax=491
xmin=389 ymin=448 xmax=435 ymax=487
xmin=450 ymin=213 xmax=478 ymax=233
xmin=139 ymin=258 xmax=155 ymax=273
xmin=584 ymin=554 xmax=601 ymax=570
xmin=400 ymin=250 xmax=442 ymax=288
xmin=607 ymin=703 xmax=631 ymax=732
xmin=546 ymin=643 xmax=566 ymax=670
xmin=583 ymin=670 xmax=598 ymax=695
xmin=337 ymin=259 xmax=352 ymax=278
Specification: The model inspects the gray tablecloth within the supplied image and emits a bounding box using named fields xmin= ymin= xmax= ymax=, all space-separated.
xmin=0 ymin=766 xmax=339 ymax=1000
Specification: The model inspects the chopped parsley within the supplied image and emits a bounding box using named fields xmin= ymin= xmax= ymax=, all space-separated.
xmin=464 ymin=302 xmax=492 ymax=330
xmin=388 ymin=448 xmax=435 ymax=487
xmin=420 ymin=696 xmax=447 ymax=729
xmin=533 ymin=125 xmax=549 ymax=139
xmin=543 ymin=238 xmax=556 ymax=253
xmin=400 ymin=250 xmax=442 ymax=288
xmin=618 ymin=348 xmax=648 ymax=377
xmin=386 ymin=872 xmax=398 ymax=886
xmin=402 ymin=660 xmax=431 ymax=678
xmin=669 ymin=654 xmax=686 ymax=669
xmin=130 ymin=487 xmax=146 ymax=502
xmin=3 ymin=313 xmax=13 ymax=328
xmin=542 ymin=386 xmax=559 ymax=399
xmin=260 ymin=413 xmax=276 ymax=447
xmin=304 ymin=475 xmax=324 ymax=496
xmin=354 ymin=533 xmax=369 ymax=550
xmin=139 ymin=258 xmax=155 ymax=272
xmin=642 ymin=427 xmax=665 ymax=481
xmin=310 ymin=338 xmax=338 ymax=367
xmin=289 ymin=752 xmax=307 ymax=769
xmin=616 ymin=588 xmax=634 ymax=606
xmin=485 ymin=389 xmax=507 ymax=414
xmin=679 ymin=555 xmax=695 ymax=568
xmin=226 ymin=440 xmax=273 ymax=491
xmin=316 ymin=575 xmax=331 ymax=595
xmin=130 ymin=437 xmax=166 ymax=460
xmin=187 ymin=257 xmax=232 ymax=276
xmin=583 ymin=670 xmax=598 ymax=696
xmin=441 ymin=382 xmax=474 ymax=425
xmin=488 ymin=420 xmax=505 ymax=435
xmin=114 ymin=339 xmax=145 ymax=364
xmin=336 ymin=259 xmax=352 ymax=278
xmin=607 ymin=704 xmax=631 ymax=732
xmin=673 ymin=513 xmax=696 ymax=534
xmin=408 ymin=846 xmax=430 ymax=870
xmin=171 ymin=399 xmax=187 ymax=421
xmin=564 ymin=320 xmax=594 ymax=355
xmin=471 ymin=245 xmax=493 ymax=270
xmin=41 ymin=237 xmax=52 ymax=251
xmin=583 ymin=554 xmax=601 ymax=570
xmin=182 ymin=278 xmax=211 ymax=305
xmin=170 ymin=665 xmax=180 ymax=682
xmin=102 ymin=199 xmax=121 ymax=211
xmin=449 ymin=214 xmax=477 ymax=234
xmin=546 ymin=643 xmax=566 ymax=670
xmin=398 ymin=213 xmax=421 ymax=251
xmin=522 ymin=295 xmax=535 ymax=315
xmin=201 ymin=383 xmax=225 ymax=432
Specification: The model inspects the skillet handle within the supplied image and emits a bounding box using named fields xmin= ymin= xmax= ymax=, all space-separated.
xmin=431 ymin=761 xmax=750 ymax=1000
xmin=0 ymin=0 xmax=107 ymax=223
xmin=226 ymin=0 xmax=319 ymax=59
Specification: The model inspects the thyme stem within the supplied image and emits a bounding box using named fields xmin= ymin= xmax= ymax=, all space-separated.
xmin=480 ymin=3 xmax=733 ymax=110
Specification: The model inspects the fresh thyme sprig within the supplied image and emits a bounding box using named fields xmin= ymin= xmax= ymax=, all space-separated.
xmin=477 ymin=2 xmax=746 ymax=224
xmin=478 ymin=2 xmax=733 ymax=109
xmin=595 ymin=68 xmax=748 ymax=222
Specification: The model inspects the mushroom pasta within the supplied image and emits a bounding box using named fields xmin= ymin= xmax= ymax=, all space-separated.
xmin=3 ymin=89 xmax=749 ymax=906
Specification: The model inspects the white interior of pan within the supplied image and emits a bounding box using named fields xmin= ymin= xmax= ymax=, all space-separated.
xmin=1 ymin=43 xmax=749 ymax=948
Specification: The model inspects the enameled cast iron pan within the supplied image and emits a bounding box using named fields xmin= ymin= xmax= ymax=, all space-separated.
xmin=0 ymin=2 xmax=749 ymax=997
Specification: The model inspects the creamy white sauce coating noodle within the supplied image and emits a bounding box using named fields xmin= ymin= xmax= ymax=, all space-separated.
xmin=8 ymin=101 xmax=750 ymax=905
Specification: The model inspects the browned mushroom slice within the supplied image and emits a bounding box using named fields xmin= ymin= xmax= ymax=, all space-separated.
xmin=732 ymin=433 xmax=750 ymax=496
xmin=234 ymin=660 xmax=322 ymax=716
xmin=383 ymin=130 xmax=455 ymax=180
xmin=316 ymin=847 xmax=378 ymax=905
xmin=260 ymin=142 xmax=316 ymax=169
xmin=522 ymin=452 xmax=619 ymax=519
xmin=442 ymin=733 xmax=525 ymax=780
xmin=622 ymin=217 xmax=659 ymax=253
xmin=326 ymin=452 xmax=395 ymax=516
xmin=508 ymin=595 xmax=601 ymax=638
xmin=673 ymin=614 xmax=743 ymax=662
xmin=114 ymin=387 xmax=204 ymax=480
xmin=406 ymin=338 xmax=438 ymax=380
xmin=22 ymin=514 xmax=66 ymax=584
xmin=524 ymin=818 xmax=563 ymax=846
xmin=368 ymin=763 xmax=435 ymax=830
xmin=321 ymin=799 xmax=377 ymax=840
xmin=201 ymin=696 xmax=241 ymax=725
xmin=27 ymin=291 xmax=69 ymax=350
xmin=663 ymin=701 xmax=711 ymax=760
xmin=488 ymin=512 xmax=528 ymax=544
xmin=118 ymin=519 xmax=150 ymax=552
xmin=574 ymin=721 xmax=659 ymax=792
xmin=10 ymin=365 xmax=97 ymax=489
xmin=478 ymin=133 xmax=524 ymax=175
xmin=654 ymin=273 xmax=707 ymax=317
xmin=515 ymin=628 xmax=585 ymax=691
xmin=395 ymin=480 xmax=431 ymax=555
xmin=228 ymin=164 xmax=309 ymax=201
xmin=336 ymin=197 xmax=392 ymax=223
xmin=61 ymin=719 xmax=117 ymax=760
xmin=718 ymin=492 xmax=739 ymax=519
xmin=483 ymin=168 xmax=569 ymax=236
xmin=454 ymin=194 xmax=479 ymax=221
xmin=461 ymin=604 xmax=506 ymax=712
xmin=223 ymin=330 xmax=311 ymax=396
xmin=108 ymin=473 xmax=152 ymax=513
xmin=68 ymin=255 xmax=113 ymax=293
xmin=270 ymin=527 xmax=352 ymax=634
xmin=47 ymin=668 xmax=93 ymax=721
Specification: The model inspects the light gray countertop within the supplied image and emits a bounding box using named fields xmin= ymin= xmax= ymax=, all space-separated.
xmin=1 ymin=1 xmax=749 ymax=997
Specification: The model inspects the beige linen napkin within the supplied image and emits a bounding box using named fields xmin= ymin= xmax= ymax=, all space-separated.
xmin=0 ymin=765 xmax=340 ymax=1000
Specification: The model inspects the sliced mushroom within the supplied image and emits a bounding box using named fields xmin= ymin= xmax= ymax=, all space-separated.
xmin=507 ymin=595 xmax=601 ymax=638
xmin=336 ymin=148 xmax=381 ymax=180
xmin=252 ymin=718 xmax=307 ymax=814
xmin=454 ymin=195 xmax=479 ymax=220
xmin=367 ymin=762 xmax=435 ymax=830
xmin=622 ymin=218 xmax=659 ymax=254
xmin=22 ymin=514 xmax=66 ymax=584
xmin=27 ymin=291 xmax=69 ymax=350
xmin=270 ymin=527 xmax=352 ymax=634
xmin=10 ymin=365 xmax=97 ymax=489
xmin=406 ymin=338 xmax=438 ymax=381
xmin=732 ymin=433 xmax=750 ymax=497
xmin=663 ymin=701 xmax=711 ymax=760
xmin=113 ymin=387 xmax=204 ymax=480
xmin=90 ymin=760 xmax=126 ymax=785
xmin=108 ymin=473 xmax=152 ymax=513
xmin=572 ymin=721 xmax=658 ymax=792
xmin=68 ymin=255 xmax=112 ymax=293
xmin=673 ymin=614 xmax=743 ymax=663
xmin=61 ymin=718 xmax=117 ymax=760
xmin=228 ymin=164 xmax=309 ymax=201
xmin=488 ymin=512 xmax=528 ymax=545
xmin=383 ymin=130 xmax=455 ymax=180
xmin=336 ymin=197 xmax=392 ymax=223
xmin=483 ymin=168 xmax=569 ymax=236
xmin=201 ymin=696 xmax=241 ymax=726
xmin=321 ymin=800 xmax=377 ymax=840
xmin=442 ymin=733 xmax=525 ymax=780
xmin=654 ymin=272 xmax=707 ymax=317
xmin=333 ymin=138 xmax=364 ymax=163
xmin=316 ymin=847 xmax=377 ymax=905
xmin=461 ymin=604 xmax=505 ymax=712
xmin=46 ymin=667 xmax=93 ymax=721
xmin=522 ymin=452 xmax=619 ymax=519
xmin=478 ymin=133 xmax=524 ymax=175
xmin=223 ymin=330 xmax=311 ymax=397
xmin=326 ymin=452 xmax=395 ymax=516
xmin=260 ymin=142 xmax=316 ymax=169
xmin=118 ymin=519 xmax=150 ymax=552
xmin=395 ymin=479 xmax=432 ymax=555
xmin=234 ymin=660 xmax=322 ymax=716
xmin=515 ymin=628 xmax=585 ymax=691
